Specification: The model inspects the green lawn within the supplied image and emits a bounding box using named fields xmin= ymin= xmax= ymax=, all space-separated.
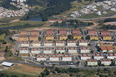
xmin=0 ymin=33 xmax=7 ymax=42
xmin=0 ymin=21 xmax=45 ymax=29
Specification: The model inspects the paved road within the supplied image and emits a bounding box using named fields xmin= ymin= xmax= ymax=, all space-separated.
xmin=4 ymin=60 xmax=116 ymax=69
xmin=6 ymin=35 xmax=13 ymax=43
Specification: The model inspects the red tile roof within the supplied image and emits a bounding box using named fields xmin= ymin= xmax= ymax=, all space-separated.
xmin=101 ymin=31 xmax=110 ymax=36
xmin=59 ymin=29 xmax=67 ymax=35
xmin=100 ymin=46 xmax=107 ymax=50
xmin=46 ymin=29 xmax=54 ymax=35
xmin=101 ymin=59 xmax=111 ymax=61
xmin=88 ymin=30 xmax=97 ymax=35
xmin=87 ymin=59 xmax=98 ymax=62
xmin=107 ymin=46 xmax=113 ymax=50
xmin=72 ymin=29 xmax=81 ymax=34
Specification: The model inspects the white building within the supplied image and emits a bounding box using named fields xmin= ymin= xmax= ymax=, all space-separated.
xmin=67 ymin=41 xmax=77 ymax=47
xmin=49 ymin=55 xmax=59 ymax=61
xmin=80 ymin=47 xmax=91 ymax=53
xmin=79 ymin=40 xmax=88 ymax=46
xmin=20 ymin=41 xmax=30 ymax=47
xmin=94 ymin=53 xmax=104 ymax=60
xmin=44 ymin=41 xmax=54 ymax=47
xmin=43 ymin=48 xmax=53 ymax=54
xmin=31 ymin=41 xmax=41 ymax=47
xmin=107 ymin=53 xmax=116 ymax=59
xmin=2 ymin=62 xmax=14 ymax=67
xmin=19 ymin=47 xmax=29 ymax=54
xmin=62 ymin=55 xmax=72 ymax=61
xmin=68 ymin=47 xmax=77 ymax=54
xmin=80 ymin=54 xmax=91 ymax=60
xmin=56 ymin=47 xmax=65 ymax=54
xmin=101 ymin=59 xmax=111 ymax=65
xmin=31 ymin=48 xmax=41 ymax=54
xmin=37 ymin=55 xmax=47 ymax=61
xmin=56 ymin=41 xmax=65 ymax=46
xmin=87 ymin=59 xmax=98 ymax=66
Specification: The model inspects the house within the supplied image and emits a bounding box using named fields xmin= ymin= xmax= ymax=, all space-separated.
xmin=94 ymin=53 xmax=104 ymax=60
xmin=19 ymin=41 xmax=30 ymax=47
xmin=102 ymin=35 xmax=112 ymax=40
xmin=72 ymin=29 xmax=81 ymax=35
xmin=44 ymin=41 xmax=54 ymax=46
xmin=20 ymin=30 xmax=28 ymax=35
xmin=49 ymin=55 xmax=59 ymax=61
xmin=37 ymin=55 xmax=47 ymax=61
xmin=59 ymin=35 xmax=67 ymax=40
xmin=90 ymin=35 xmax=99 ymax=40
xmin=19 ymin=35 xmax=28 ymax=41
xmin=55 ymin=47 xmax=65 ymax=54
xmin=12 ymin=34 xmax=20 ymax=41
xmin=19 ymin=47 xmax=29 ymax=54
xmin=73 ymin=34 xmax=82 ymax=40
xmin=101 ymin=59 xmax=111 ymax=65
xmin=80 ymin=54 xmax=91 ymax=60
xmin=30 ymin=30 xmax=39 ymax=35
xmin=88 ymin=30 xmax=97 ymax=35
xmin=107 ymin=46 xmax=114 ymax=52
xmin=79 ymin=40 xmax=88 ymax=46
xmin=100 ymin=46 xmax=107 ymax=52
xmin=43 ymin=48 xmax=53 ymax=54
xmin=46 ymin=29 xmax=54 ymax=35
xmin=68 ymin=47 xmax=77 ymax=54
xmin=56 ymin=41 xmax=65 ymax=46
xmin=29 ymin=35 xmax=38 ymax=41
xmin=80 ymin=47 xmax=91 ymax=53
xmin=48 ymin=19 xmax=62 ymax=24
xmin=87 ymin=59 xmax=98 ymax=66
xmin=107 ymin=53 xmax=116 ymax=59
xmin=101 ymin=31 xmax=110 ymax=36
xmin=31 ymin=41 xmax=41 ymax=47
xmin=62 ymin=55 xmax=72 ymax=61
xmin=46 ymin=35 xmax=54 ymax=40
xmin=59 ymin=29 xmax=67 ymax=35
xmin=67 ymin=40 xmax=77 ymax=47
xmin=31 ymin=48 xmax=41 ymax=54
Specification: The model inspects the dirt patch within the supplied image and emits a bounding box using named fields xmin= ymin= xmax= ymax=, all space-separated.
xmin=0 ymin=52 xmax=5 ymax=61
xmin=9 ymin=63 xmax=45 ymax=76
xmin=9 ymin=19 xmax=20 ymax=23
xmin=104 ymin=22 xmax=116 ymax=25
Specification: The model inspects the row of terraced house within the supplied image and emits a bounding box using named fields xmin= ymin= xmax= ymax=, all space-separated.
xmin=12 ymin=29 xmax=116 ymax=66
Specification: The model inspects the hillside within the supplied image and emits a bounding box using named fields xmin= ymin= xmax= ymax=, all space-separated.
xmin=21 ymin=0 xmax=76 ymax=21
xmin=21 ymin=0 xmax=107 ymax=21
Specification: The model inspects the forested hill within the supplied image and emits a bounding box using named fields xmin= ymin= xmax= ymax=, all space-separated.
xmin=22 ymin=0 xmax=107 ymax=21
xmin=22 ymin=0 xmax=76 ymax=21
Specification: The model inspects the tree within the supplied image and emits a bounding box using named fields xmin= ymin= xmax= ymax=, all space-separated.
xmin=68 ymin=35 xmax=73 ymax=40
xmin=44 ymin=68 xmax=49 ymax=75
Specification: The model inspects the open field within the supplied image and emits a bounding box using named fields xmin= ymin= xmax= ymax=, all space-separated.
xmin=0 ymin=34 xmax=6 ymax=40
xmin=0 ymin=17 xmax=20 ymax=23
xmin=0 ymin=33 xmax=7 ymax=42
xmin=1 ymin=63 xmax=45 ymax=77
xmin=0 ymin=20 xmax=45 ymax=29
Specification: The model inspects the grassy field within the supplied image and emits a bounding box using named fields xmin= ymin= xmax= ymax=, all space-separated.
xmin=0 ymin=20 xmax=45 ymax=28
xmin=0 ymin=34 xmax=5 ymax=40
xmin=0 ymin=17 xmax=20 ymax=23
xmin=0 ymin=63 xmax=45 ymax=77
